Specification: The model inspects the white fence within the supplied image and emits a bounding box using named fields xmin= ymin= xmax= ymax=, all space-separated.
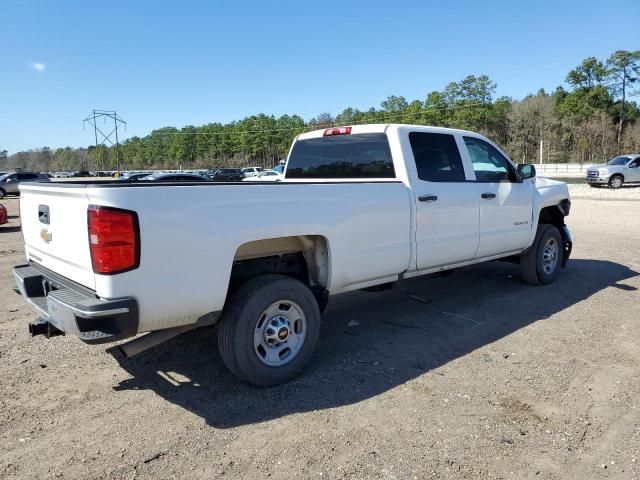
xmin=535 ymin=163 xmax=590 ymax=174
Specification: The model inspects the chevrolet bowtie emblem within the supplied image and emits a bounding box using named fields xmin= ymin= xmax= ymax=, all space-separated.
xmin=40 ymin=229 xmax=52 ymax=243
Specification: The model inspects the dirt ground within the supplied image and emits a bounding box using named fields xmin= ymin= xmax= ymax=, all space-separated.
xmin=1 ymin=183 xmax=639 ymax=480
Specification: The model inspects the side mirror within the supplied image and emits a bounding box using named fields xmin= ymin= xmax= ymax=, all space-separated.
xmin=629 ymin=163 xmax=638 ymax=169
xmin=5 ymin=178 xmax=12 ymax=183
xmin=517 ymin=163 xmax=536 ymax=180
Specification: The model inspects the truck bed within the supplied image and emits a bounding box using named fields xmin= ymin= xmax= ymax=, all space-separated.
xmin=19 ymin=180 xmax=413 ymax=332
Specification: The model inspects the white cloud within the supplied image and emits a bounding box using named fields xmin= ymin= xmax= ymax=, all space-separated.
xmin=29 ymin=62 xmax=46 ymax=72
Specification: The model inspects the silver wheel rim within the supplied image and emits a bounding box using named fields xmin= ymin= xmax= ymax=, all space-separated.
xmin=542 ymin=237 xmax=559 ymax=275
xmin=253 ymin=300 xmax=307 ymax=367
xmin=611 ymin=177 xmax=622 ymax=188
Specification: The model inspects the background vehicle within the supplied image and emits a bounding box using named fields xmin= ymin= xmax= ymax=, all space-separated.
xmin=122 ymin=173 xmax=153 ymax=182
xmin=586 ymin=155 xmax=640 ymax=188
xmin=0 ymin=172 xmax=49 ymax=198
xmin=241 ymin=167 xmax=263 ymax=177
xmin=209 ymin=168 xmax=244 ymax=181
xmin=0 ymin=204 xmax=7 ymax=225
xmin=140 ymin=172 xmax=208 ymax=182
xmin=242 ymin=170 xmax=284 ymax=181
xmin=13 ymin=124 xmax=572 ymax=387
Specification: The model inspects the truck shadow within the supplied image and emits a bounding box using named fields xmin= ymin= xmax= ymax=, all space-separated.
xmin=111 ymin=259 xmax=637 ymax=428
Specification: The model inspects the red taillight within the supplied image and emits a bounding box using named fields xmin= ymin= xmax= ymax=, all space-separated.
xmin=323 ymin=126 xmax=352 ymax=136
xmin=88 ymin=206 xmax=139 ymax=274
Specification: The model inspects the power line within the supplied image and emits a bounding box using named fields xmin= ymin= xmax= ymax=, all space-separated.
xmin=149 ymin=101 xmax=490 ymax=137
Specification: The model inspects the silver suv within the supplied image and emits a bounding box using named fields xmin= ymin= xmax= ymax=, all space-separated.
xmin=586 ymin=155 xmax=640 ymax=188
xmin=0 ymin=172 xmax=50 ymax=198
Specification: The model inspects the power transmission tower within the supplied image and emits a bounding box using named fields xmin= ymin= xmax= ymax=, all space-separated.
xmin=83 ymin=110 xmax=127 ymax=172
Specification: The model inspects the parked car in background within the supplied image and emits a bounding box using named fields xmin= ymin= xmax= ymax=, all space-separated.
xmin=122 ymin=173 xmax=152 ymax=182
xmin=241 ymin=167 xmax=263 ymax=177
xmin=272 ymin=164 xmax=285 ymax=174
xmin=209 ymin=168 xmax=244 ymax=181
xmin=242 ymin=170 xmax=284 ymax=181
xmin=0 ymin=204 xmax=7 ymax=225
xmin=0 ymin=172 xmax=49 ymax=198
xmin=586 ymin=154 xmax=640 ymax=188
xmin=70 ymin=171 xmax=92 ymax=178
xmin=140 ymin=173 xmax=208 ymax=182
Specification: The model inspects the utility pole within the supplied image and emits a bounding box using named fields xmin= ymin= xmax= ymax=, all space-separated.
xmin=539 ymin=139 xmax=543 ymax=165
xmin=83 ymin=110 xmax=127 ymax=172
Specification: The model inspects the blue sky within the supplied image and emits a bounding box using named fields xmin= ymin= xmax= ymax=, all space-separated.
xmin=1 ymin=0 xmax=638 ymax=153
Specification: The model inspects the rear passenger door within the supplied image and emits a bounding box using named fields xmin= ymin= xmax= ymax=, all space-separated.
xmin=462 ymin=136 xmax=533 ymax=257
xmin=405 ymin=131 xmax=480 ymax=270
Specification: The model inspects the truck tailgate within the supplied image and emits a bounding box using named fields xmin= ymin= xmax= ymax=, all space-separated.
xmin=19 ymin=184 xmax=95 ymax=290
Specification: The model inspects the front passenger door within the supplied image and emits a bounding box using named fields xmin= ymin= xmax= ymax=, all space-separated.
xmin=463 ymin=136 xmax=533 ymax=258
xmin=627 ymin=157 xmax=640 ymax=182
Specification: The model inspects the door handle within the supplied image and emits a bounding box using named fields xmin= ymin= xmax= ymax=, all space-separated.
xmin=481 ymin=193 xmax=496 ymax=199
xmin=418 ymin=194 xmax=438 ymax=202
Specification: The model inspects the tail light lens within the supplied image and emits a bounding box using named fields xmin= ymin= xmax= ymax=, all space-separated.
xmin=88 ymin=206 xmax=140 ymax=274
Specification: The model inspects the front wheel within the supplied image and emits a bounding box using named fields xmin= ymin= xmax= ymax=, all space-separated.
xmin=609 ymin=175 xmax=624 ymax=189
xmin=520 ymin=224 xmax=563 ymax=285
xmin=217 ymin=274 xmax=321 ymax=386
xmin=0 ymin=188 xmax=5 ymax=199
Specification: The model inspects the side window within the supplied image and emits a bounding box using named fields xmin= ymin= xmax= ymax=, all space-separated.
xmin=409 ymin=132 xmax=466 ymax=182
xmin=630 ymin=158 xmax=640 ymax=168
xmin=464 ymin=136 xmax=514 ymax=183
xmin=286 ymin=133 xmax=395 ymax=179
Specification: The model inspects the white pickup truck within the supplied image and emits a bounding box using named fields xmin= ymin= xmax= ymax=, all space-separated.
xmin=14 ymin=124 xmax=572 ymax=386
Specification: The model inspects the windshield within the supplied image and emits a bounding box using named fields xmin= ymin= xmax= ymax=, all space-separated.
xmin=607 ymin=156 xmax=630 ymax=166
xmin=0 ymin=173 xmax=9 ymax=181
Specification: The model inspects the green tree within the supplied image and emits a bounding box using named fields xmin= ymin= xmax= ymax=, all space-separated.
xmin=566 ymin=57 xmax=607 ymax=89
xmin=606 ymin=50 xmax=640 ymax=146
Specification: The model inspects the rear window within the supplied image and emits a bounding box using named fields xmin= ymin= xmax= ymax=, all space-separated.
xmin=409 ymin=132 xmax=465 ymax=182
xmin=286 ymin=133 xmax=395 ymax=179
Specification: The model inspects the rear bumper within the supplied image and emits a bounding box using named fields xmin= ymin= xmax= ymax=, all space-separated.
xmin=13 ymin=263 xmax=138 ymax=344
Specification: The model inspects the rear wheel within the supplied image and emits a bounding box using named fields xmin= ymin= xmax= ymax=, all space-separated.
xmin=217 ymin=274 xmax=321 ymax=386
xmin=609 ymin=174 xmax=624 ymax=189
xmin=520 ymin=224 xmax=563 ymax=285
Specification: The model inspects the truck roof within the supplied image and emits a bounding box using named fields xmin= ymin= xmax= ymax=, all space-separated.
xmin=296 ymin=123 xmax=481 ymax=140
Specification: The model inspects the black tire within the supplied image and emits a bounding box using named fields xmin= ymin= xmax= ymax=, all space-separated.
xmin=609 ymin=174 xmax=624 ymax=189
xmin=520 ymin=224 xmax=563 ymax=285
xmin=0 ymin=188 xmax=5 ymax=199
xmin=217 ymin=274 xmax=321 ymax=386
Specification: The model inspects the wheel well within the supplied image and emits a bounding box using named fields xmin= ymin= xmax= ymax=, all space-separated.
xmin=228 ymin=235 xmax=330 ymax=298
xmin=538 ymin=200 xmax=569 ymax=229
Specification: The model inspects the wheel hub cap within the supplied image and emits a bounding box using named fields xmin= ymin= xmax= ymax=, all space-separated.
xmin=263 ymin=316 xmax=290 ymax=345
xmin=254 ymin=301 xmax=307 ymax=367
xmin=542 ymin=237 xmax=559 ymax=275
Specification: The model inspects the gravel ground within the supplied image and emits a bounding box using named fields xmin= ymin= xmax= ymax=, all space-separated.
xmin=1 ymin=183 xmax=639 ymax=480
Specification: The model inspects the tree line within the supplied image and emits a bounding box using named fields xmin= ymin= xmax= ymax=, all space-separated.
xmin=3 ymin=50 xmax=639 ymax=173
